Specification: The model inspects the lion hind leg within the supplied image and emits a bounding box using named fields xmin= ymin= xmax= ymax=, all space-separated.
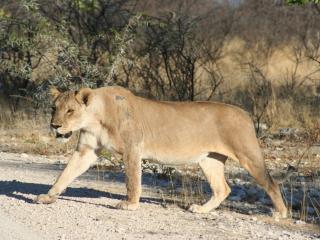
xmin=189 ymin=157 xmax=230 ymax=214
xmin=237 ymin=152 xmax=288 ymax=218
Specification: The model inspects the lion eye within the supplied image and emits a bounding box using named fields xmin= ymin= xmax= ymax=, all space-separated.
xmin=67 ymin=109 xmax=74 ymax=114
xmin=51 ymin=106 xmax=56 ymax=112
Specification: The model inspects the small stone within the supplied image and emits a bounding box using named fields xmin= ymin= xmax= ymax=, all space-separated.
xmin=251 ymin=217 xmax=257 ymax=221
xmin=210 ymin=211 xmax=219 ymax=216
xmin=294 ymin=220 xmax=306 ymax=225
xmin=143 ymin=168 xmax=154 ymax=174
xmin=59 ymin=234 xmax=66 ymax=240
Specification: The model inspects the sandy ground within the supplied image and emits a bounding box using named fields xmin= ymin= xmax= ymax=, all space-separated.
xmin=0 ymin=152 xmax=319 ymax=240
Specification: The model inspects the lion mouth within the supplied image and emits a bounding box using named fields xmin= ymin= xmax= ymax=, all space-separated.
xmin=56 ymin=131 xmax=73 ymax=139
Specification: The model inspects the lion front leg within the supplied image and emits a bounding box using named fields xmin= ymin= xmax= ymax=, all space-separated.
xmin=35 ymin=146 xmax=97 ymax=204
xmin=116 ymin=150 xmax=141 ymax=211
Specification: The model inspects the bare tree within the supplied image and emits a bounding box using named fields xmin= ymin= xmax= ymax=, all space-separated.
xmin=119 ymin=3 xmax=234 ymax=101
xmin=233 ymin=35 xmax=275 ymax=134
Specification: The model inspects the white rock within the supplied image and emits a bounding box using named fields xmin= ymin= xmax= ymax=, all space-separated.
xmin=294 ymin=220 xmax=306 ymax=225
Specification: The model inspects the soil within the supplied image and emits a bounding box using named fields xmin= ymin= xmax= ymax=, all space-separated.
xmin=0 ymin=152 xmax=319 ymax=240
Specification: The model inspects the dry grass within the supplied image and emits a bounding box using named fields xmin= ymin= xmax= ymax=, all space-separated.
xmin=0 ymin=107 xmax=77 ymax=155
xmin=266 ymin=98 xmax=316 ymax=131
xmin=220 ymin=38 xmax=320 ymax=88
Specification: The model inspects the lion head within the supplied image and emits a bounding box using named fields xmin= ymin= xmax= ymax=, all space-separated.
xmin=50 ymin=87 xmax=92 ymax=142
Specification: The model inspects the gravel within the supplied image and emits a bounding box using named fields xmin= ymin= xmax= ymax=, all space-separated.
xmin=0 ymin=152 xmax=319 ymax=240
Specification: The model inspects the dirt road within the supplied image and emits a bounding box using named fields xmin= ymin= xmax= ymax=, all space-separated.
xmin=0 ymin=152 xmax=319 ymax=240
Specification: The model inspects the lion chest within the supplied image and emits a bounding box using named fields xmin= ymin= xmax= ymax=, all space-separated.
xmin=98 ymin=130 xmax=124 ymax=154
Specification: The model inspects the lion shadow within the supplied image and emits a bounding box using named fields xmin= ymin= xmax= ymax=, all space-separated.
xmin=0 ymin=160 xmax=274 ymax=215
xmin=0 ymin=178 xmax=273 ymax=216
xmin=0 ymin=180 xmax=171 ymax=209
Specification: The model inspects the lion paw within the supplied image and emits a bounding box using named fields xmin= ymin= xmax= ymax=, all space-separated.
xmin=189 ymin=204 xmax=209 ymax=214
xmin=34 ymin=194 xmax=57 ymax=204
xmin=272 ymin=210 xmax=288 ymax=220
xmin=116 ymin=201 xmax=139 ymax=211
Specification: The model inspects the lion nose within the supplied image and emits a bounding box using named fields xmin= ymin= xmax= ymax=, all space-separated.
xmin=51 ymin=123 xmax=61 ymax=129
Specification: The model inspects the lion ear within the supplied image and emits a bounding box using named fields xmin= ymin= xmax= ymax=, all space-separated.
xmin=50 ymin=86 xmax=60 ymax=100
xmin=75 ymin=88 xmax=92 ymax=106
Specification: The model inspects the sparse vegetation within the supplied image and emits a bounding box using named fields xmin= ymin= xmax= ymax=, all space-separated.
xmin=1 ymin=0 xmax=319 ymax=126
xmin=0 ymin=0 xmax=319 ymax=225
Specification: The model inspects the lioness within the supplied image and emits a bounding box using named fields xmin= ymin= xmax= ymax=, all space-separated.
xmin=35 ymin=86 xmax=287 ymax=218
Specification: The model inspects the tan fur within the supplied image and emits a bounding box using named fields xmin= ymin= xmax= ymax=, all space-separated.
xmin=35 ymin=86 xmax=287 ymax=218
xmin=50 ymin=87 xmax=60 ymax=100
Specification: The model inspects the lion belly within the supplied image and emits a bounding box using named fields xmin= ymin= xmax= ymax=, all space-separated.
xmin=141 ymin=150 xmax=209 ymax=165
